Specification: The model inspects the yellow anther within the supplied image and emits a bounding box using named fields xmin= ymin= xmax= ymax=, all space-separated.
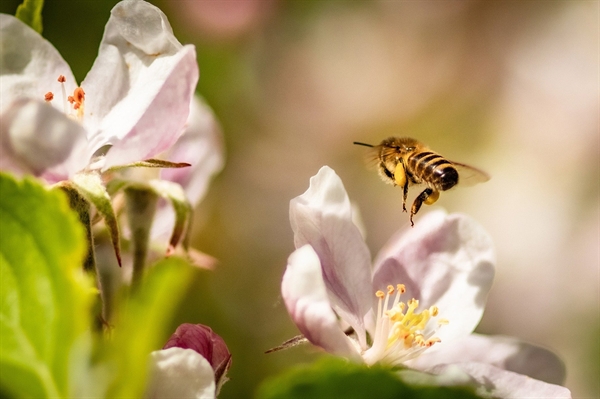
xmin=403 ymin=334 xmax=414 ymax=348
xmin=437 ymin=318 xmax=449 ymax=325
xmin=368 ymin=282 xmax=448 ymax=365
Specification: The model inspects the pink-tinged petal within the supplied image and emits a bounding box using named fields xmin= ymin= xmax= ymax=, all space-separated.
xmin=81 ymin=0 xmax=199 ymax=165
xmin=282 ymin=245 xmax=361 ymax=359
xmin=372 ymin=211 xmax=495 ymax=348
xmin=290 ymin=166 xmax=372 ymax=346
xmin=0 ymin=15 xmax=77 ymax=114
xmin=161 ymin=96 xmax=225 ymax=205
xmin=150 ymin=97 xmax=224 ymax=243
xmin=406 ymin=333 xmax=566 ymax=385
xmin=0 ymin=99 xmax=89 ymax=182
xmin=427 ymin=362 xmax=572 ymax=399
xmin=146 ymin=347 xmax=215 ymax=399
xmin=163 ymin=323 xmax=231 ymax=390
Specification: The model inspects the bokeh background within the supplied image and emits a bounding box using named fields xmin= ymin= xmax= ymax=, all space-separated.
xmin=1 ymin=1 xmax=597 ymax=397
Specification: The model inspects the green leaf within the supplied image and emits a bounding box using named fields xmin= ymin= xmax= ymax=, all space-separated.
xmin=101 ymin=257 xmax=194 ymax=398
xmin=0 ymin=173 xmax=93 ymax=398
xmin=15 ymin=0 xmax=44 ymax=34
xmin=256 ymin=357 xmax=484 ymax=399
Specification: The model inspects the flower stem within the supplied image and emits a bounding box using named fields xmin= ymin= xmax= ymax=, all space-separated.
xmin=124 ymin=186 xmax=159 ymax=289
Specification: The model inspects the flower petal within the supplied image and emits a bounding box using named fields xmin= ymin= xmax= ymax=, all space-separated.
xmin=163 ymin=323 xmax=232 ymax=391
xmin=0 ymin=99 xmax=89 ymax=182
xmin=81 ymin=0 xmax=199 ymax=166
xmin=146 ymin=347 xmax=215 ymax=399
xmin=427 ymin=362 xmax=572 ymax=399
xmin=161 ymin=96 xmax=224 ymax=205
xmin=289 ymin=166 xmax=373 ymax=346
xmin=150 ymin=97 xmax=224 ymax=243
xmin=281 ymin=244 xmax=360 ymax=359
xmin=372 ymin=211 xmax=495 ymax=348
xmin=0 ymin=14 xmax=77 ymax=114
xmin=406 ymin=333 xmax=566 ymax=385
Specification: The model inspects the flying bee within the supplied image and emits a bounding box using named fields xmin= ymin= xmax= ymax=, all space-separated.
xmin=354 ymin=137 xmax=490 ymax=226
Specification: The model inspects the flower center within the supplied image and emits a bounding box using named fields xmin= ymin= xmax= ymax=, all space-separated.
xmin=362 ymin=284 xmax=448 ymax=366
xmin=44 ymin=75 xmax=86 ymax=121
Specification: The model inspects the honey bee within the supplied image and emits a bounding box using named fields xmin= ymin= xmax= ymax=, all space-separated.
xmin=354 ymin=137 xmax=490 ymax=226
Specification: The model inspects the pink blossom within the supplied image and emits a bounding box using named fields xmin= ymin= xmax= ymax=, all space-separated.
xmin=282 ymin=166 xmax=571 ymax=398
xmin=0 ymin=0 xmax=198 ymax=183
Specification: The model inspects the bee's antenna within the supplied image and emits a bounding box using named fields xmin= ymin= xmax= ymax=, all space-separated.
xmin=353 ymin=141 xmax=374 ymax=148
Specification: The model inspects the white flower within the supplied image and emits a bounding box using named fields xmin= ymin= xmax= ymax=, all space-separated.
xmin=0 ymin=0 xmax=198 ymax=182
xmin=281 ymin=165 xmax=571 ymax=398
xmin=146 ymin=323 xmax=231 ymax=399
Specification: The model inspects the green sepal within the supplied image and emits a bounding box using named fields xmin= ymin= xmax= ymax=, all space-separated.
xmin=105 ymin=159 xmax=191 ymax=173
xmin=256 ymin=357 xmax=485 ymax=399
xmin=148 ymin=180 xmax=192 ymax=252
xmin=108 ymin=178 xmax=193 ymax=254
xmin=0 ymin=173 xmax=93 ymax=398
xmin=55 ymin=182 xmax=96 ymax=274
xmin=71 ymin=171 xmax=122 ymax=267
xmin=15 ymin=0 xmax=44 ymax=34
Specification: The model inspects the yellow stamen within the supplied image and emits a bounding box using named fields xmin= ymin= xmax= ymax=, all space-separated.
xmin=363 ymin=282 xmax=448 ymax=367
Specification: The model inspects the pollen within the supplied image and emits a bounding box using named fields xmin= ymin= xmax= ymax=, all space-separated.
xmin=67 ymin=87 xmax=86 ymax=120
xmin=362 ymin=283 xmax=447 ymax=367
xmin=50 ymin=75 xmax=86 ymax=120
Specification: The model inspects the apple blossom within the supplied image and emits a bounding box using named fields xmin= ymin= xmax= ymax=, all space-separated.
xmin=1 ymin=0 xmax=225 ymax=277
xmin=146 ymin=324 xmax=231 ymax=399
xmin=281 ymin=166 xmax=571 ymax=398
xmin=0 ymin=0 xmax=198 ymax=182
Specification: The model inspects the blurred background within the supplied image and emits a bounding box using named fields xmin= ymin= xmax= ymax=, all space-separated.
xmin=1 ymin=1 xmax=597 ymax=397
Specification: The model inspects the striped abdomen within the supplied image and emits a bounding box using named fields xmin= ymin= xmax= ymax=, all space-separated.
xmin=407 ymin=151 xmax=459 ymax=191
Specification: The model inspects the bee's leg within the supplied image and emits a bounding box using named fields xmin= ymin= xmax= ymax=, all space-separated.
xmin=410 ymin=188 xmax=439 ymax=226
xmin=381 ymin=162 xmax=395 ymax=184
xmin=394 ymin=162 xmax=409 ymax=212
xmin=402 ymin=180 xmax=409 ymax=213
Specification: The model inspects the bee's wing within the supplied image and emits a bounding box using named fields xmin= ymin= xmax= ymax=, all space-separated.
xmin=452 ymin=162 xmax=490 ymax=187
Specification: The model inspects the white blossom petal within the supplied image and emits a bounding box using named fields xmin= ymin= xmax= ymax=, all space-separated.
xmin=146 ymin=347 xmax=216 ymax=399
xmin=427 ymin=362 xmax=572 ymax=399
xmin=0 ymin=98 xmax=89 ymax=182
xmin=372 ymin=211 xmax=495 ymax=349
xmin=151 ymin=96 xmax=224 ymax=243
xmin=0 ymin=14 xmax=77 ymax=115
xmin=161 ymin=96 xmax=224 ymax=205
xmin=289 ymin=166 xmax=373 ymax=346
xmin=282 ymin=245 xmax=360 ymax=359
xmin=81 ymin=0 xmax=199 ymax=166
xmin=406 ymin=333 xmax=566 ymax=385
